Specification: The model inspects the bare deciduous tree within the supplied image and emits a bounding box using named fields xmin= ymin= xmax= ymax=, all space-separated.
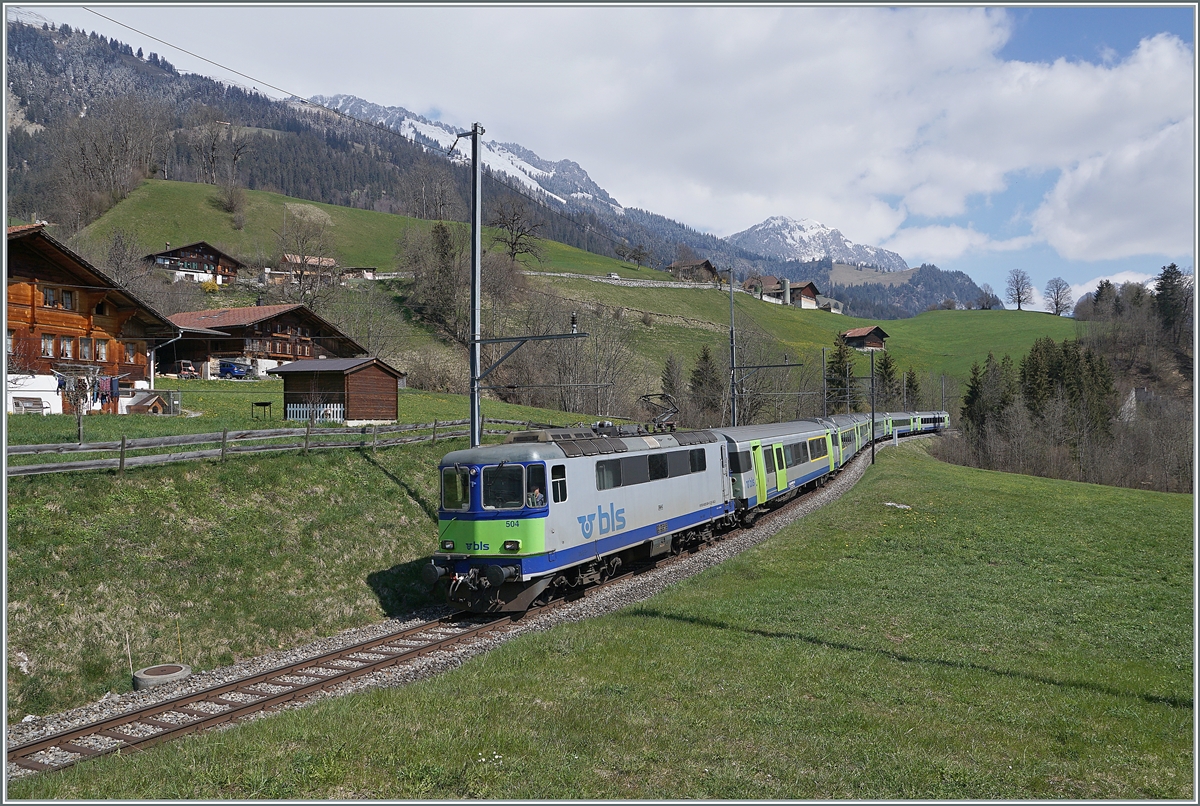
xmin=1044 ymin=276 xmax=1073 ymax=316
xmin=487 ymin=198 xmax=545 ymax=264
xmin=1006 ymin=268 xmax=1034 ymax=311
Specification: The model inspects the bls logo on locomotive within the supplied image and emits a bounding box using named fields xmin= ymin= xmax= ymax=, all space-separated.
xmin=577 ymin=503 xmax=626 ymax=539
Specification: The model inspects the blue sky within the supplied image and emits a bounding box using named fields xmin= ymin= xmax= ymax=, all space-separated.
xmin=8 ymin=5 xmax=1196 ymax=309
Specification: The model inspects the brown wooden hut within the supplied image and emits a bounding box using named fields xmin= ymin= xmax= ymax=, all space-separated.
xmin=267 ymin=357 xmax=406 ymax=424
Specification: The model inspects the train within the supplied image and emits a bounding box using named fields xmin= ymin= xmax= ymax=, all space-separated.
xmin=421 ymin=410 xmax=950 ymax=612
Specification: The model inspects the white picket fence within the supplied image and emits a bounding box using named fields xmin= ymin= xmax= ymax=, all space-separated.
xmin=284 ymin=403 xmax=345 ymax=422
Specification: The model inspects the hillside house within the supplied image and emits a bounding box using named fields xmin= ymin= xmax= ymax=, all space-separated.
xmin=817 ymin=295 xmax=845 ymax=315
xmin=7 ymin=224 xmax=180 ymax=414
xmin=790 ymin=282 xmax=822 ymax=309
xmin=162 ymin=303 xmax=366 ymax=377
xmin=267 ymin=357 xmax=406 ymax=424
xmin=842 ymin=326 xmax=889 ymax=350
xmin=144 ymin=241 xmax=245 ymax=285
xmin=263 ymin=253 xmax=341 ymax=286
xmin=666 ymin=258 xmax=718 ymax=283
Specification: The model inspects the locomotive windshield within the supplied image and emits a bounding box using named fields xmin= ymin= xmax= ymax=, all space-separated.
xmin=441 ymin=467 xmax=470 ymax=511
xmin=483 ymin=465 xmax=525 ymax=509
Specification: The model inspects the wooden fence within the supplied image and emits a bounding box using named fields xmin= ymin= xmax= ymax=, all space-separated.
xmin=5 ymin=418 xmax=555 ymax=477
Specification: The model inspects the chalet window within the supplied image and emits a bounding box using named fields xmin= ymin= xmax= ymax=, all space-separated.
xmin=124 ymin=342 xmax=136 ymax=364
xmin=41 ymin=335 xmax=54 ymax=357
xmin=42 ymin=287 xmax=55 ymax=307
xmin=59 ymin=336 xmax=74 ymax=359
xmin=96 ymin=340 xmax=108 ymax=361
xmin=79 ymin=337 xmax=93 ymax=360
xmin=94 ymin=301 xmax=107 ymax=315
xmin=5 ymin=330 xmax=12 ymax=354
xmin=60 ymin=290 xmax=74 ymax=310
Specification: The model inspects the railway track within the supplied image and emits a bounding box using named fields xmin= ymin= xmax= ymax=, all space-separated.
xmin=7 ymin=439 xmax=908 ymax=779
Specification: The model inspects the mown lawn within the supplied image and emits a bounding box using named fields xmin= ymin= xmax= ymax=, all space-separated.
xmin=10 ymin=443 xmax=1192 ymax=799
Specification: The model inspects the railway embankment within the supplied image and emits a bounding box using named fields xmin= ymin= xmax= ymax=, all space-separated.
xmin=8 ymin=439 xmax=1192 ymax=799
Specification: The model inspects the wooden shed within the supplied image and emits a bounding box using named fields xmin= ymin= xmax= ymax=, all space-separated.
xmin=267 ymin=357 xmax=406 ymax=424
xmin=841 ymin=326 xmax=890 ymax=351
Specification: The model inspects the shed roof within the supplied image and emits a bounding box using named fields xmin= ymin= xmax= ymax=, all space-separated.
xmin=267 ymin=357 xmax=405 ymax=377
xmin=842 ymin=326 xmax=889 ymax=340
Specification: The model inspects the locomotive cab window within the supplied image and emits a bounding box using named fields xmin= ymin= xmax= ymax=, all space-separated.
xmin=483 ymin=465 xmax=525 ymax=509
xmin=526 ymin=463 xmax=547 ymax=507
xmin=551 ymin=464 xmax=567 ymax=503
xmin=441 ymin=467 xmax=470 ymax=511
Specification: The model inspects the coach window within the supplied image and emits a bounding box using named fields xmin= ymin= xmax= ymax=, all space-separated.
xmin=482 ymin=465 xmax=525 ymax=509
xmin=596 ymin=458 xmax=622 ymax=490
xmin=526 ymin=463 xmax=547 ymax=507
xmin=729 ymin=450 xmax=752 ymax=474
xmin=551 ymin=465 xmax=568 ymax=503
xmin=689 ymin=448 xmax=706 ymax=473
xmin=763 ymin=448 xmax=775 ymax=474
xmin=808 ymin=437 xmax=828 ymax=460
xmin=441 ymin=467 xmax=470 ymax=511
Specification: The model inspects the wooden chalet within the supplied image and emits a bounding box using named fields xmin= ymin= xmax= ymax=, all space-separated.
xmin=790 ymin=281 xmax=822 ymax=309
xmin=666 ymin=258 xmax=718 ymax=283
xmin=161 ymin=303 xmax=365 ymax=374
xmin=842 ymin=326 xmax=889 ymax=350
xmin=267 ymin=357 xmax=406 ymax=424
xmin=6 ymin=224 xmax=180 ymax=414
xmin=144 ymin=241 xmax=245 ymax=285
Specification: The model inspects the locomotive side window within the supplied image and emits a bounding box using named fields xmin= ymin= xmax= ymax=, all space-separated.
xmin=482 ymin=465 xmax=525 ymax=509
xmin=808 ymin=437 xmax=828 ymax=460
xmin=441 ymin=467 xmax=470 ymax=510
xmin=596 ymin=458 xmax=622 ymax=490
xmin=689 ymin=448 xmax=706 ymax=473
xmin=648 ymin=453 xmax=669 ymax=480
xmin=729 ymin=450 xmax=752 ymax=473
xmin=667 ymin=450 xmax=691 ymax=477
xmin=526 ymin=463 xmax=547 ymax=507
xmin=551 ymin=464 xmax=568 ymax=503
xmin=621 ymin=455 xmax=650 ymax=485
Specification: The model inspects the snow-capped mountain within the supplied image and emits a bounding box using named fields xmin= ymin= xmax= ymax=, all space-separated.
xmin=726 ymin=216 xmax=910 ymax=272
xmin=308 ymin=94 xmax=624 ymax=215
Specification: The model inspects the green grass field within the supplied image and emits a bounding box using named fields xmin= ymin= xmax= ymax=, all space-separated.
xmin=8 ymin=443 xmax=1192 ymax=799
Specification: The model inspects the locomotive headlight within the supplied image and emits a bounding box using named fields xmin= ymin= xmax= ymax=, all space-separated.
xmin=502 ymin=540 xmax=520 ymax=552
xmin=440 ymin=540 xmax=455 ymax=551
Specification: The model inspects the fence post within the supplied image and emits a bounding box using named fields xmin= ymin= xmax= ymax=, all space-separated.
xmin=304 ymin=418 xmax=312 ymax=456
xmin=432 ymin=419 xmax=437 ymax=444
xmin=118 ymin=435 xmax=126 ymax=476
xmin=372 ymin=423 xmax=378 ymax=453
xmin=220 ymin=428 xmax=228 ymax=463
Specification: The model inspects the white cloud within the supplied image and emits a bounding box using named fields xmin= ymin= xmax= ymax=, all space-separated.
xmin=1068 ymin=271 xmax=1159 ymax=302
xmin=1031 ymin=117 xmax=1195 ymax=260
xmin=17 ymin=5 xmax=1195 ymax=271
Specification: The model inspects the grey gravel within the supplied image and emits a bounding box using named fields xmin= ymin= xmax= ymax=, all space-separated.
xmin=6 ymin=439 xmax=912 ymax=780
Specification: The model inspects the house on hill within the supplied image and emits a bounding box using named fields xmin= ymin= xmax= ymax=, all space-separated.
xmin=263 ymin=253 xmax=341 ymax=285
xmin=841 ymin=326 xmax=889 ymax=350
xmin=144 ymin=241 xmax=245 ymax=285
xmin=667 ymin=258 xmax=718 ymax=283
xmin=161 ymin=303 xmax=365 ymax=377
xmin=790 ymin=281 xmax=822 ymax=309
xmin=7 ymin=224 xmax=180 ymax=414
xmin=267 ymin=357 xmax=406 ymax=424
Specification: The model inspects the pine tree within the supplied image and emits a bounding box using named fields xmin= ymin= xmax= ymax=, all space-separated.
xmin=824 ymin=335 xmax=860 ymax=413
xmin=689 ymin=345 xmax=723 ymax=416
xmin=875 ymin=350 xmax=899 ymax=410
xmin=904 ymin=366 xmax=921 ymax=409
xmin=1154 ymin=263 xmax=1187 ymax=345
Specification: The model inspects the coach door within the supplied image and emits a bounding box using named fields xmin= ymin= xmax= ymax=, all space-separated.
xmin=749 ymin=441 xmax=767 ymax=506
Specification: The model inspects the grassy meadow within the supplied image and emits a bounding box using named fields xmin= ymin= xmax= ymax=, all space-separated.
xmin=8 ymin=443 xmax=1192 ymax=799
xmin=69 ymin=179 xmax=1084 ymax=388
